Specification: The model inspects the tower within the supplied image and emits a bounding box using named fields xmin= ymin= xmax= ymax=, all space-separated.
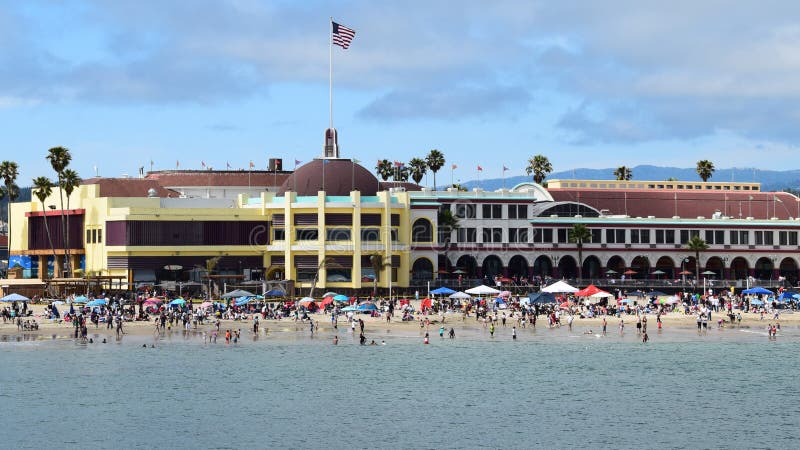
xmin=324 ymin=128 xmax=339 ymax=158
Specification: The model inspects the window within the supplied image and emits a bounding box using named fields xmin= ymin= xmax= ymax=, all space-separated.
xmin=508 ymin=205 xmax=527 ymax=219
xmin=361 ymin=229 xmax=380 ymax=241
xmin=680 ymin=230 xmax=689 ymax=244
xmin=779 ymin=231 xmax=798 ymax=246
xmin=296 ymin=269 xmax=316 ymax=281
xmin=730 ymin=230 xmax=748 ymax=245
xmin=97 ymin=229 xmax=102 ymax=244
xmin=326 ymin=228 xmax=351 ymax=241
xmin=455 ymin=204 xmax=476 ymax=219
xmin=656 ymin=230 xmax=675 ymax=244
xmin=412 ymin=219 xmax=433 ymax=242
xmin=86 ymin=229 xmax=92 ymax=244
xmin=557 ymin=229 xmax=568 ymax=243
xmin=630 ymin=229 xmax=650 ymax=244
xmin=457 ymin=228 xmax=477 ymax=243
xmin=590 ymin=229 xmax=601 ymax=243
xmin=509 ymin=228 xmax=529 ymax=243
xmin=273 ymin=228 xmax=285 ymax=241
xmin=605 ymin=229 xmax=626 ymax=244
xmin=92 ymin=229 xmax=97 ymax=244
xmin=390 ymin=229 xmax=399 ymax=242
xmin=482 ymin=227 xmax=502 ymax=243
xmin=326 ymin=268 xmax=351 ymax=282
xmin=705 ymin=230 xmax=725 ymax=245
xmin=296 ymin=229 xmax=318 ymax=241
xmin=533 ymin=228 xmax=553 ymax=243
xmin=755 ymin=231 xmax=774 ymax=246
xmin=482 ymin=204 xmax=502 ymax=219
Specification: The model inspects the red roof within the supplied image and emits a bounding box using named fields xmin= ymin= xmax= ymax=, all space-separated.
xmin=147 ymin=170 xmax=291 ymax=187
xmin=81 ymin=178 xmax=178 ymax=198
xmin=548 ymin=188 xmax=800 ymax=220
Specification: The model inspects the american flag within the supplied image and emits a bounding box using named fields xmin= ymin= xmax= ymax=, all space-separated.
xmin=332 ymin=22 xmax=356 ymax=49
xmin=477 ymin=165 xmax=483 ymax=172
xmin=451 ymin=164 xmax=457 ymax=170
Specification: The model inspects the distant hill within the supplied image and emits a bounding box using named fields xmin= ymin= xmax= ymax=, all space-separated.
xmin=458 ymin=165 xmax=800 ymax=192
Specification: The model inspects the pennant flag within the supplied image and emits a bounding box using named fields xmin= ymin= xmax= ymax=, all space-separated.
xmin=226 ymin=161 xmax=231 ymax=169
xmin=503 ymin=165 xmax=509 ymax=172
xmin=295 ymin=159 xmax=302 ymax=166
xmin=201 ymin=161 xmax=206 ymax=168
xmin=394 ymin=161 xmax=404 ymax=167
xmin=332 ymin=22 xmax=356 ymax=49
xmin=451 ymin=163 xmax=457 ymax=170
xmin=477 ymin=165 xmax=483 ymax=172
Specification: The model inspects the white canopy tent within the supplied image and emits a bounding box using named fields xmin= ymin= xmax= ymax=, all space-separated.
xmin=541 ymin=280 xmax=579 ymax=293
xmin=449 ymin=291 xmax=472 ymax=299
xmin=465 ymin=285 xmax=501 ymax=295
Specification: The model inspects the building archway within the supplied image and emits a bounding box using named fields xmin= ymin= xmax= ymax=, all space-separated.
xmin=731 ymin=257 xmax=749 ymax=279
xmin=754 ymin=257 xmax=774 ymax=280
xmin=705 ymin=256 xmax=724 ymax=278
xmin=411 ymin=218 xmax=433 ymax=243
xmin=558 ymin=255 xmax=578 ymax=279
xmin=533 ymin=255 xmax=552 ymax=278
xmin=680 ymin=256 xmax=697 ymax=279
xmin=582 ymin=255 xmax=602 ymax=279
xmin=455 ymin=255 xmax=478 ymax=278
xmin=655 ymin=256 xmax=675 ymax=278
xmin=508 ymin=255 xmax=529 ymax=280
xmin=630 ymin=256 xmax=650 ymax=279
xmin=607 ymin=255 xmax=626 ymax=276
xmin=779 ymin=257 xmax=798 ymax=284
xmin=437 ymin=255 xmax=453 ymax=277
xmin=411 ymin=258 xmax=434 ymax=280
xmin=482 ymin=255 xmax=504 ymax=279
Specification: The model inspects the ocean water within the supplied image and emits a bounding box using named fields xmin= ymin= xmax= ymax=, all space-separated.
xmin=1 ymin=328 xmax=798 ymax=449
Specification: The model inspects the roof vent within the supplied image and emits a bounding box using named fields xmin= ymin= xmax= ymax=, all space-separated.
xmin=697 ymin=216 xmax=705 ymax=219
xmin=647 ymin=215 xmax=655 ymax=219
xmin=147 ymin=188 xmax=158 ymax=198
xmin=574 ymin=214 xmax=582 ymax=218
xmin=746 ymin=216 xmax=754 ymax=220
xmin=550 ymin=214 xmax=558 ymax=218
xmin=672 ymin=216 xmax=680 ymax=219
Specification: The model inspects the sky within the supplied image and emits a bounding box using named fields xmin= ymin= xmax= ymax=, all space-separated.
xmin=2 ymin=0 xmax=800 ymax=185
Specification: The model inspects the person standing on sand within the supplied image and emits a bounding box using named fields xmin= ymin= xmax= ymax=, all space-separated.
xmin=636 ymin=316 xmax=642 ymax=335
xmin=253 ymin=315 xmax=259 ymax=334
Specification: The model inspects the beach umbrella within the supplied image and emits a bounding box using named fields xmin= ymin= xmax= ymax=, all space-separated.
xmin=430 ymin=286 xmax=456 ymax=295
xmin=322 ymin=292 xmax=338 ymax=297
xmin=333 ymin=294 xmax=350 ymax=302
xmin=170 ymin=298 xmax=187 ymax=306
xmin=678 ymin=270 xmax=693 ymax=275
xmin=589 ymin=291 xmax=614 ymax=298
xmin=605 ymin=269 xmax=618 ymax=274
xmin=198 ymin=301 xmax=213 ymax=309
xmin=320 ymin=296 xmax=334 ymax=306
xmin=451 ymin=269 xmax=466 ymax=274
xmin=234 ymin=297 xmax=252 ymax=306
xmin=651 ymin=269 xmax=666 ymax=275
xmin=623 ymin=269 xmax=637 ymax=275
xmin=499 ymin=290 xmax=512 ymax=297
xmin=541 ymin=280 xmax=579 ymax=293
xmin=221 ymin=289 xmax=255 ymax=299
xmin=52 ymin=300 xmax=65 ymax=305
xmin=701 ymin=270 xmax=717 ymax=276
xmin=465 ymin=285 xmax=501 ymax=295
xmin=357 ymin=302 xmax=378 ymax=311
xmin=646 ymin=291 xmax=668 ymax=297
xmin=0 ymin=293 xmax=30 ymax=302
xmin=449 ymin=291 xmax=472 ymax=299
xmin=86 ymin=299 xmax=107 ymax=307
xmin=341 ymin=305 xmax=358 ymax=312
xmin=298 ymin=297 xmax=315 ymax=307
xmin=73 ymin=295 xmax=88 ymax=304
xmin=743 ymin=287 xmax=773 ymax=295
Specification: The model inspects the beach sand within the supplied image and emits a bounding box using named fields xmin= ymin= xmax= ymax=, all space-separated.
xmin=0 ymin=302 xmax=794 ymax=344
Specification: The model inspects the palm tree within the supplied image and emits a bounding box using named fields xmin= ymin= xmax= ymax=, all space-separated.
xmin=46 ymin=146 xmax=72 ymax=276
xmin=696 ymin=160 xmax=715 ymax=182
xmin=437 ymin=208 xmax=459 ymax=246
xmin=568 ymin=223 xmax=592 ymax=279
xmin=614 ymin=166 xmax=632 ymax=180
xmin=369 ymin=254 xmax=392 ymax=295
xmin=525 ymin=154 xmax=553 ymax=184
xmin=686 ymin=235 xmax=709 ymax=283
xmin=375 ymin=159 xmax=393 ymax=181
xmin=425 ymin=149 xmax=445 ymax=190
xmin=32 ymin=176 xmax=57 ymax=274
xmin=205 ymin=256 xmax=221 ymax=300
xmin=408 ymin=158 xmax=427 ymax=184
xmin=394 ymin=165 xmax=409 ymax=182
xmin=310 ymin=257 xmax=337 ymax=298
xmin=61 ymin=169 xmax=81 ymax=276
xmin=0 ymin=161 xmax=19 ymax=259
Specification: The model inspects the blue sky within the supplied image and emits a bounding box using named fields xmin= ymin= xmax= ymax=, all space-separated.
xmin=2 ymin=0 xmax=800 ymax=185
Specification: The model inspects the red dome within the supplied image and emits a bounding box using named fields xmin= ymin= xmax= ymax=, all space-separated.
xmin=278 ymin=159 xmax=381 ymax=196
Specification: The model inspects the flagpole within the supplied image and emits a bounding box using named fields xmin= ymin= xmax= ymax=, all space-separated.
xmin=329 ymin=16 xmax=333 ymax=131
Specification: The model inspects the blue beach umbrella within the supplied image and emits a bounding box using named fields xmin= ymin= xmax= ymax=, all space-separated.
xmin=357 ymin=302 xmax=378 ymax=311
xmin=341 ymin=305 xmax=358 ymax=312
xmin=0 ymin=293 xmax=30 ymax=302
xmin=743 ymin=287 xmax=773 ymax=295
xmin=86 ymin=299 xmax=107 ymax=307
xmin=73 ymin=295 xmax=88 ymax=304
xmin=234 ymin=296 xmax=252 ymax=306
xmin=333 ymin=294 xmax=349 ymax=302
xmin=169 ymin=298 xmax=186 ymax=306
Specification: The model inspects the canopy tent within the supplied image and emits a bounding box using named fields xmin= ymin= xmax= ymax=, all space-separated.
xmin=541 ymin=280 xmax=578 ymax=293
xmin=264 ymin=289 xmax=286 ymax=297
xmin=589 ymin=291 xmax=614 ymax=299
xmin=528 ymin=292 xmax=557 ymax=304
xmin=0 ymin=293 xmax=30 ymax=302
xmin=575 ymin=284 xmax=603 ymax=297
xmin=465 ymin=285 xmax=501 ymax=295
xmin=778 ymin=291 xmax=800 ymax=302
xmin=430 ymin=286 xmax=456 ymax=295
xmin=627 ymin=290 xmax=647 ymax=298
xmin=221 ymin=289 xmax=255 ymax=299
xmin=449 ymin=291 xmax=472 ymax=300
xmin=743 ymin=287 xmax=773 ymax=295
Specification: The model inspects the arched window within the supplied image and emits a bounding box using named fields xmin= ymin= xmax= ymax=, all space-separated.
xmin=412 ymin=218 xmax=433 ymax=242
